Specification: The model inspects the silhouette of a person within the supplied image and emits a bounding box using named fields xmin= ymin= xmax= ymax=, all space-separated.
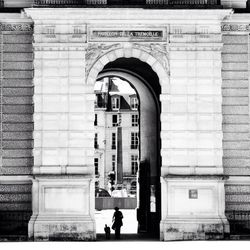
xmin=112 ymin=207 xmax=123 ymax=239
xmin=104 ymin=224 xmax=110 ymax=239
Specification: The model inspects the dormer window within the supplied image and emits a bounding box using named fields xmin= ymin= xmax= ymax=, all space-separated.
xmin=130 ymin=96 xmax=138 ymax=110
xmin=111 ymin=96 xmax=120 ymax=110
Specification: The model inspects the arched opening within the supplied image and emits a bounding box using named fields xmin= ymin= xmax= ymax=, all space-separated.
xmin=93 ymin=58 xmax=162 ymax=239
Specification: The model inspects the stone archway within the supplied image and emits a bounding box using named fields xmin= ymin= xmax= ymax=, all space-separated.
xmin=96 ymin=68 xmax=161 ymax=235
xmin=25 ymin=7 xmax=230 ymax=241
xmin=88 ymin=47 xmax=168 ymax=237
xmin=86 ymin=44 xmax=169 ymax=87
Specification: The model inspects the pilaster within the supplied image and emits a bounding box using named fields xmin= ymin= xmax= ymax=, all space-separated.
xmin=25 ymin=13 xmax=96 ymax=240
xmin=160 ymin=17 xmax=230 ymax=241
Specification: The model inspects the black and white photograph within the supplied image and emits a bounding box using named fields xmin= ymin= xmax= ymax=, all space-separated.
xmin=0 ymin=0 xmax=249 ymax=248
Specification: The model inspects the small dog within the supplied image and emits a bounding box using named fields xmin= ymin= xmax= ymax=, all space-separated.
xmin=104 ymin=224 xmax=111 ymax=239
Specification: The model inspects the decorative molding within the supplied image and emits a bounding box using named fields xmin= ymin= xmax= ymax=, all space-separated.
xmin=0 ymin=23 xmax=33 ymax=32
xmin=133 ymin=43 xmax=169 ymax=74
xmin=86 ymin=42 xmax=170 ymax=76
xmin=86 ymin=43 xmax=121 ymax=76
xmin=222 ymin=24 xmax=249 ymax=32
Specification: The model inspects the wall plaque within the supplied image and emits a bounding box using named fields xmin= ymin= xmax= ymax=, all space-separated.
xmin=189 ymin=189 xmax=198 ymax=199
xmin=90 ymin=29 xmax=164 ymax=41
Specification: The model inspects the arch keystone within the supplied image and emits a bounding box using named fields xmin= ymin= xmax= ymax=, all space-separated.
xmin=124 ymin=49 xmax=133 ymax=58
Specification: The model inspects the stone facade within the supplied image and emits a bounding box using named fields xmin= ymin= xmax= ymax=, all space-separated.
xmin=222 ymin=15 xmax=250 ymax=233
xmin=0 ymin=16 xmax=33 ymax=236
xmin=1 ymin=5 xmax=250 ymax=241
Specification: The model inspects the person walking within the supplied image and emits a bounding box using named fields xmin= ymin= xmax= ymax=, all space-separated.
xmin=112 ymin=207 xmax=123 ymax=239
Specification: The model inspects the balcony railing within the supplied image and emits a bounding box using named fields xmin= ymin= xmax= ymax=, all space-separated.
xmin=33 ymin=0 xmax=220 ymax=7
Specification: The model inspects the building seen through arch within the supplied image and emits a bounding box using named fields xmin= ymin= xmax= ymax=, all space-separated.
xmin=94 ymin=76 xmax=140 ymax=196
xmin=1 ymin=0 xmax=250 ymax=242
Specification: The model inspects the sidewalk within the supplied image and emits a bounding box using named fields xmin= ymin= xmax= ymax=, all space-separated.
xmin=95 ymin=209 xmax=137 ymax=234
xmin=95 ymin=209 xmax=160 ymax=241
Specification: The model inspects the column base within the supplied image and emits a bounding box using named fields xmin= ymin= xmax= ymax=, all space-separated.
xmin=29 ymin=215 xmax=95 ymax=241
xmin=160 ymin=217 xmax=229 ymax=241
xmin=28 ymin=175 xmax=96 ymax=241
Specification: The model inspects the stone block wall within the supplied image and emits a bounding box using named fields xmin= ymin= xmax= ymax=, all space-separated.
xmin=222 ymin=20 xmax=250 ymax=233
xmin=222 ymin=33 xmax=249 ymax=179
xmin=0 ymin=16 xmax=33 ymax=236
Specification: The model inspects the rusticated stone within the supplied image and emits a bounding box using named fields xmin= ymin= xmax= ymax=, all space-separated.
xmin=3 ymin=53 xmax=33 ymax=62
xmin=3 ymin=123 xmax=34 ymax=132
xmin=0 ymin=184 xmax=32 ymax=193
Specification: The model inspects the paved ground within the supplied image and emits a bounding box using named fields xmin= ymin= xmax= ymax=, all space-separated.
xmin=95 ymin=209 xmax=160 ymax=241
xmin=95 ymin=209 xmax=137 ymax=234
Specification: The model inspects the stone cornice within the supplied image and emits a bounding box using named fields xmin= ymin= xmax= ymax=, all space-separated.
xmin=25 ymin=8 xmax=232 ymax=22
xmin=222 ymin=13 xmax=250 ymax=33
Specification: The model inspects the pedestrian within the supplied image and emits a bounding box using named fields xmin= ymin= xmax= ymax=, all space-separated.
xmin=112 ymin=207 xmax=123 ymax=239
xmin=104 ymin=224 xmax=110 ymax=239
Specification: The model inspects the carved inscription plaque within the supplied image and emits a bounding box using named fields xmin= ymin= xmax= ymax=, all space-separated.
xmin=90 ymin=29 xmax=163 ymax=41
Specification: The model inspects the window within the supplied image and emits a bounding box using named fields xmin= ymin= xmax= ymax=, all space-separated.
xmin=94 ymin=158 xmax=99 ymax=175
xmin=112 ymin=133 xmax=116 ymax=149
xmin=94 ymin=133 xmax=98 ymax=149
xmin=131 ymin=132 xmax=139 ymax=149
xmin=131 ymin=114 xmax=138 ymax=127
xmin=112 ymin=155 xmax=116 ymax=172
xmin=112 ymin=115 xmax=118 ymax=127
xmin=94 ymin=114 xmax=98 ymax=126
xmin=131 ymin=155 xmax=138 ymax=175
xmin=111 ymin=96 xmax=120 ymax=110
xmin=130 ymin=97 xmax=138 ymax=110
xmin=95 ymin=94 xmax=106 ymax=108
